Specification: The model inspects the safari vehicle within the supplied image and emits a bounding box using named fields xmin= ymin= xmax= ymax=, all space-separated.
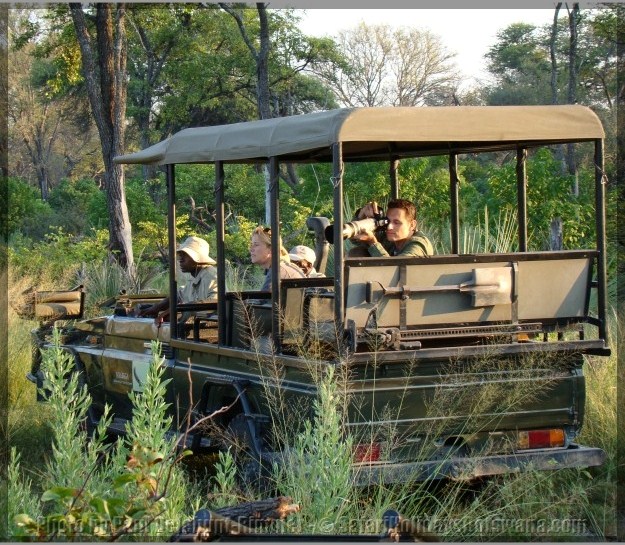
xmin=23 ymin=105 xmax=610 ymax=484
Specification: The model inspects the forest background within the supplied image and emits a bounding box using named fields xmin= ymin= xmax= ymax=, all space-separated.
xmin=4 ymin=4 xmax=622 ymax=540
xmin=6 ymin=4 xmax=620 ymax=283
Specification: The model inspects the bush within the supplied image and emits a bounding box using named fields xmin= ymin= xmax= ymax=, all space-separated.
xmin=9 ymin=227 xmax=108 ymax=281
xmin=11 ymin=337 xmax=201 ymax=541
xmin=7 ymin=177 xmax=55 ymax=238
xmin=88 ymin=177 xmax=166 ymax=229
xmin=48 ymin=178 xmax=101 ymax=234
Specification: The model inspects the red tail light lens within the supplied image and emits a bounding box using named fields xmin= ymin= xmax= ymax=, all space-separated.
xmin=353 ymin=442 xmax=381 ymax=463
xmin=517 ymin=429 xmax=565 ymax=450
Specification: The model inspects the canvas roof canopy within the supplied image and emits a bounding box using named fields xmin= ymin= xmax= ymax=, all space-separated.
xmin=114 ymin=105 xmax=605 ymax=166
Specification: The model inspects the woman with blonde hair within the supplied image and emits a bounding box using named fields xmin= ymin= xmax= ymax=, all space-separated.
xmin=249 ymin=226 xmax=304 ymax=291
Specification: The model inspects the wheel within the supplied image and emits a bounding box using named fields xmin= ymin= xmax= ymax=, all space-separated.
xmin=226 ymin=414 xmax=273 ymax=494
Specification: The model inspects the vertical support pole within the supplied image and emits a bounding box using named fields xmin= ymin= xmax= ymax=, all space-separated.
xmin=594 ymin=140 xmax=608 ymax=344
xmin=449 ymin=153 xmax=460 ymax=254
xmin=332 ymin=143 xmax=345 ymax=344
xmin=215 ymin=161 xmax=227 ymax=346
xmin=390 ymin=158 xmax=399 ymax=200
xmin=268 ymin=157 xmax=282 ymax=354
xmin=516 ymin=148 xmax=528 ymax=252
xmin=166 ymin=164 xmax=178 ymax=337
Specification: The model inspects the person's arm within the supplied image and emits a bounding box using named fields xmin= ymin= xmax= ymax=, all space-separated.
xmin=366 ymin=240 xmax=391 ymax=257
xmin=137 ymin=296 xmax=169 ymax=317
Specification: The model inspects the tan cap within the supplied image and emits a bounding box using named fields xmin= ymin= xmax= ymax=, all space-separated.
xmin=288 ymin=245 xmax=316 ymax=264
xmin=177 ymin=236 xmax=216 ymax=265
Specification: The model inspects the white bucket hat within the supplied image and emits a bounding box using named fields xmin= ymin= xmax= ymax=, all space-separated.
xmin=288 ymin=245 xmax=316 ymax=264
xmin=177 ymin=236 xmax=216 ymax=265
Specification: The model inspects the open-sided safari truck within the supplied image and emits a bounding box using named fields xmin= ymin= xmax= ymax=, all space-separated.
xmin=25 ymin=106 xmax=610 ymax=484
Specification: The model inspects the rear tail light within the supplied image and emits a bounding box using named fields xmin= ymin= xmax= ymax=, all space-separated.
xmin=353 ymin=442 xmax=381 ymax=463
xmin=517 ymin=428 xmax=565 ymax=450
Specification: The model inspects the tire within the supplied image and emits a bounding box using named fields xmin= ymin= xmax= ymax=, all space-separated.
xmin=226 ymin=414 xmax=273 ymax=494
xmin=69 ymin=352 xmax=100 ymax=440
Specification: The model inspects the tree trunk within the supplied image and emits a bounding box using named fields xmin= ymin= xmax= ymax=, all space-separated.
xmin=550 ymin=217 xmax=563 ymax=250
xmin=550 ymin=4 xmax=567 ymax=171
xmin=550 ymin=3 xmax=562 ymax=105
xmin=220 ymin=3 xmax=273 ymax=224
xmin=255 ymin=4 xmax=272 ymax=225
xmin=566 ymin=3 xmax=580 ymax=185
xmin=70 ymin=3 xmax=134 ymax=271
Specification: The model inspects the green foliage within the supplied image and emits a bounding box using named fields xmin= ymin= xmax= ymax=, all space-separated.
xmin=12 ymin=337 xmax=199 ymax=541
xmin=276 ymin=365 xmax=354 ymax=533
xmin=481 ymin=148 xmax=595 ymax=249
xmin=48 ymin=178 xmax=100 ymax=233
xmin=485 ymin=21 xmax=552 ymax=104
xmin=7 ymin=177 xmax=55 ymax=237
xmin=224 ymin=214 xmax=258 ymax=267
xmin=484 ymin=10 xmax=618 ymax=108
xmin=87 ymin=177 xmax=166 ymax=229
xmin=7 ymin=448 xmax=42 ymax=538
xmin=125 ymin=342 xmax=173 ymax=450
xmin=38 ymin=328 xmax=112 ymax=492
xmin=125 ymin=341 xmax=196 ymax=535
xmin=222 ymin=165 xmax=266 ymax=224
xmin=79 ymin=256 xmax=167 ymax=311
xmin=210 ymin=449 xmax=239 ymax=509
xmin=9 ymin=227 xmax=109 ymax=281
xmin=151 ymin=7 xmax=338 ymax=133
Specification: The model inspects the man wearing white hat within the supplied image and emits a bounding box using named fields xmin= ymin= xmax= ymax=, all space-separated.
xmin=139 ymin=236 xmax=217 ymax=320
xmin=288 ymin=245 xmax=325 ymax=278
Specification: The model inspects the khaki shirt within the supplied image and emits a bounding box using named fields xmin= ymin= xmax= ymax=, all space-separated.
xmin=178 ymin=266 xmax=218 ymax=303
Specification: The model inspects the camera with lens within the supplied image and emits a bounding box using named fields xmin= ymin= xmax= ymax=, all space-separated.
xmin=325 ymin=211 xmax=389 ymax=243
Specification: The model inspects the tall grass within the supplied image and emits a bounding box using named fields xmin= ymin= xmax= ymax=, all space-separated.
xmin=431 ymin=205 xmax=519 ymax=255
xmin=8 ymin=336 xmax=203 ymax=540
xmin=78 ymin=254 xmax=167 ymax=311
xmin=7 ymin=270 xmax=55 ymax=476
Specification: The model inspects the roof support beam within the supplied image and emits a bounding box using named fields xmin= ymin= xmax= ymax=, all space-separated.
xmin=594 ymin=139 xmax=608 ymax=344
xmin=449 ymin=153 xmax=460 ymax=254
xmin=269 ymin=156 xmax=282 ymax=353
xmin=390 ymin=158 xmax=399 ymax=200
xmin=167 ymin=164 xmax=178 ymax=337
xmin=332 ymin=143 xmax=345 ymax=348
xmin=215 ymin=161 xmax=227 ymax=346
xmin=516 ymin=148 xmax=528 ymax=252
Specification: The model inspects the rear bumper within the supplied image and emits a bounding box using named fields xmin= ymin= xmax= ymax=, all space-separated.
xmin=354 ymin=444 xmax=606 ymax=485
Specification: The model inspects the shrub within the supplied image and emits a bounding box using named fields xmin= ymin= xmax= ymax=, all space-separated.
xmin=11 ymin=337 xmax=201 ymax=541
xmin=7 ymin=177 xmax=55 ymax=238
xmin=273 ymin=365 xmax=355 ymax=534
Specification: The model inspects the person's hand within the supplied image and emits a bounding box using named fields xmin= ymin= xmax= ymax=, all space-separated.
xmin=155 ymin=309 xmax=169 ymax=325
xmin=135 ymin=305 xmax=153 ymax=318
xmin=352 ymin=227 xmax=377 ymax=246
xmin=357 ymin=201 xmax=380 ymax=220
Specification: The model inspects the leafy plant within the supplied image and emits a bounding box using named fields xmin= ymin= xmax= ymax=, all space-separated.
xmin=210 ymin=448 xmax=239 ymax=509
xmin=11 ymin=337 xmax=200 ymax=541
xmin=274 ymin=365 xmax=354 ymax=533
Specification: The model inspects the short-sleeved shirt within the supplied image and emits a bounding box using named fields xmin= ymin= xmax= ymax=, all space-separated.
xmin=366 ymin=231 xmax=434 ymax=257
xmin=260 ymin=261 xmax=305 ymax=291
xmin=178 ymin=266 xmax=218 ymax=303
xmin=307 ymin=268 xmax=325 ymax=278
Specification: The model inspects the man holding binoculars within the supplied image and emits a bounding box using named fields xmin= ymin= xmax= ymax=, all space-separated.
xmin=351 ymin=199 xmax=433 ymax=257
